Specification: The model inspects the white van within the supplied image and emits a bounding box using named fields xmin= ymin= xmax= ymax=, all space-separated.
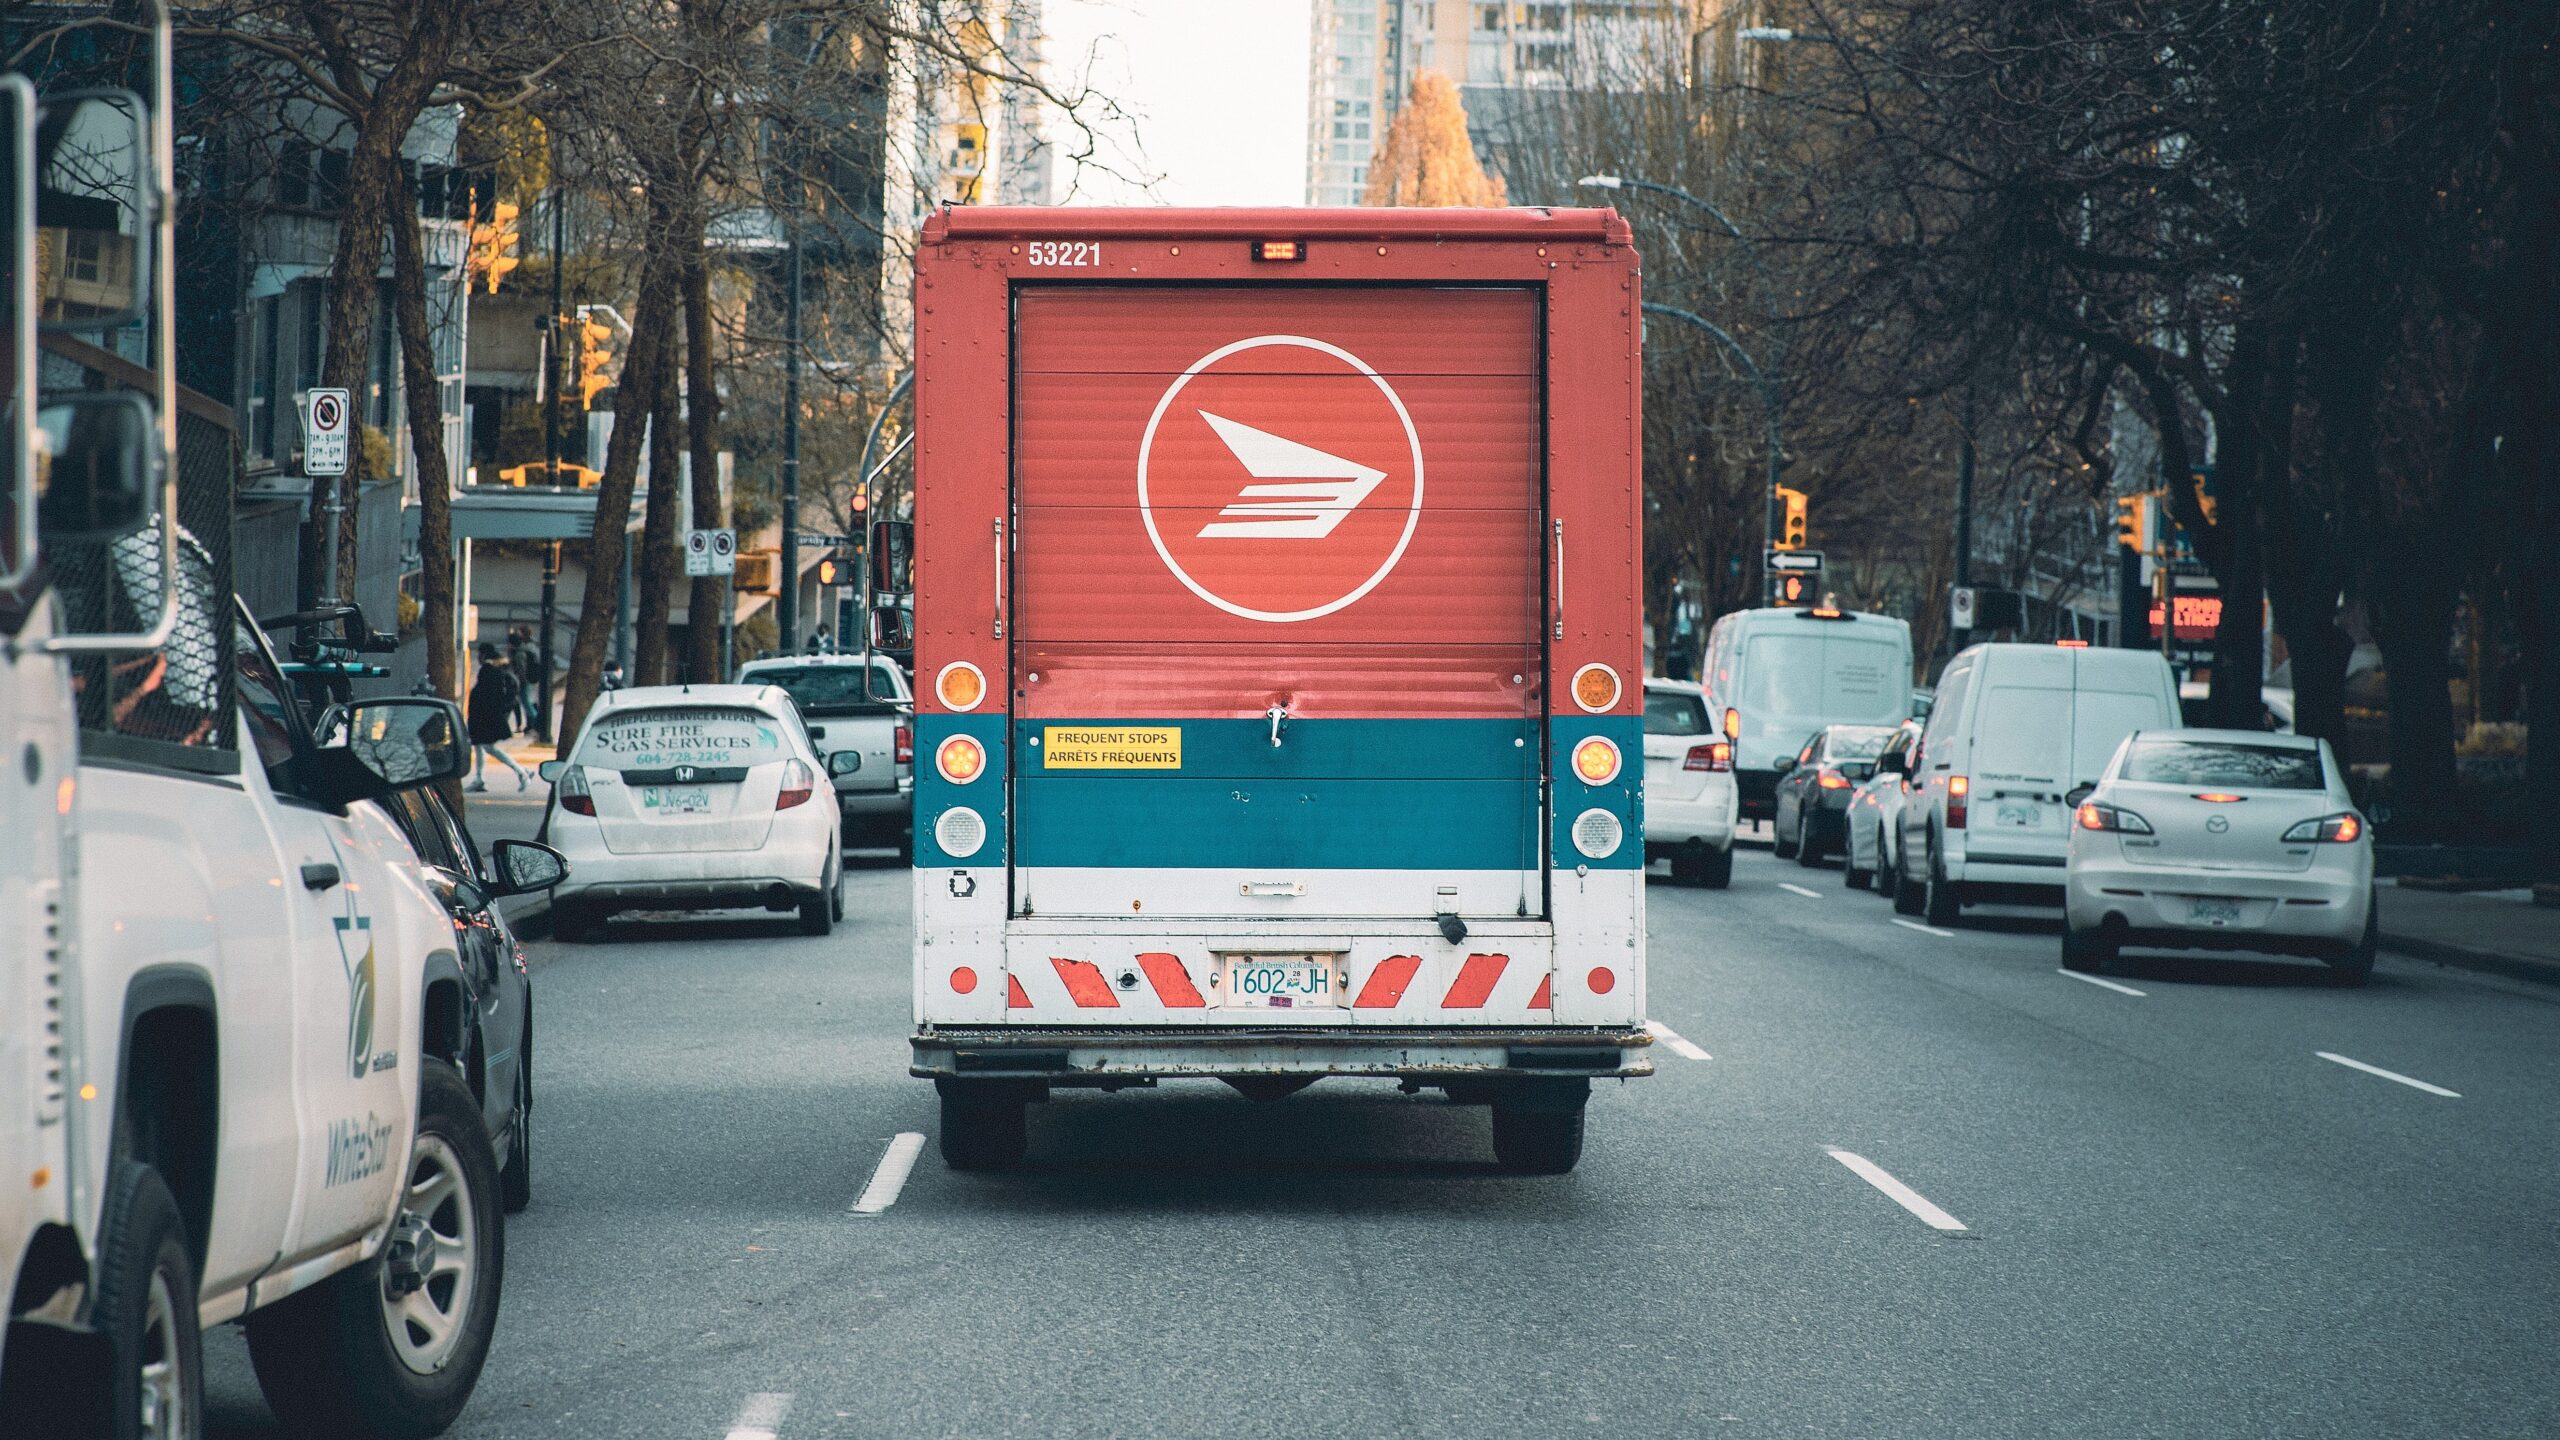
xmin=1892 ymin=643 xmax=2181 ymax=925
xmin=1701 ymin=606 xmax=1914 ymax=823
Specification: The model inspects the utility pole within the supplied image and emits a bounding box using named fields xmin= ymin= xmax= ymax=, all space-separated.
xmin=1952 ymin=385 xmax=1975 ymax=651
xmin=779 ymin=231 xmax=802 ymax=654
xmin=536 ymin=192 xmax=566 ymax=741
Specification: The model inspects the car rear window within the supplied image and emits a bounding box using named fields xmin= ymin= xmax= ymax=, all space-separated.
xmin=2122 ymin=738 xmax=2324 ymax=791
xmin=1825 ymin=727 xmax=1894 ymax=760
xmin=1644 ymin=690 xmax=1710 ymax=736
xmin=579 ymin=707 xmax=790 ymax=770
xmin=750 ymin=664 xmax=906 ymax=714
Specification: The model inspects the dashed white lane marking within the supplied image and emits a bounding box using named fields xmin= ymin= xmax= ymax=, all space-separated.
xmin=1644 ymin=1020 xmax=1711 ymax=1061
xmin=2057 ymin=968 xmax=2146 ymax=997
xmin=726 ymin=1392 xmax=791 ymax=1440
xmin=1890 ymin=918 xmax=1956 ymax=938
xmin=1778 ymin=882 xmax=1823 ymax=899
xmin=849 ymin=1132 xmax=927 ymax=1215
xmin=2317 ymin=1051 xmax=2460 ymax=1098
xmin=1824 ymin=1147 xmax=1968 ymax=1232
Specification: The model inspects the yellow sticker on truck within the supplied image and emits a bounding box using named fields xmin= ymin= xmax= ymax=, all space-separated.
xmin=1042 ymin=726 xmax=1182 ymax=769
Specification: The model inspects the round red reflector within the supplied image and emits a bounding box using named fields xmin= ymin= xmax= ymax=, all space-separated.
xmin=1586 ymin=966 xmax=1617 ymax=995
xmin=950 ymin=966 xmax=978 ymax=995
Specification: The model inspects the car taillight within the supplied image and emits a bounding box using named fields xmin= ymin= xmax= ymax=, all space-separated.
xmin=777 ymin=758 xmax=815 ymax=810
xmin=894 ymin=722 xmax=913 ymax=766
xmin=1946 ymin=775 xmax=1969 ymax=829
xmin=558 ymin=763 xmax=594 ymax=816
xmin=2075 ymin=801 xmax=2153 ymax=834
xmin=1722 ymin=707 xmax=1740 ymax=741
xmin=1817 ymin=767 xmax=1850 ymax=790
xmin=1683 ymin=741 xmax=1732 ymax=773
xmin=2282 ymin=812 xmax=2363 ymax=843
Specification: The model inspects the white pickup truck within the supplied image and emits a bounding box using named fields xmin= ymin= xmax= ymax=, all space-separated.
xmin=735 ymin=652 xmax=914 ymax=853
xmin=1 ymin=63 xmax=519 ymax=1438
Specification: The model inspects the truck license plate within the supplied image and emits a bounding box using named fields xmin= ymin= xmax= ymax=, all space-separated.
xmin=1996 ymin=800 xmax=2042 ymax=827
xmin=1221 ymin=954 xmax=1342 ymax=1009
xmin=2187 ymin=897 xmax=2243 ymax=925
xmin=641 ymin=785 xmax=713 ymax=815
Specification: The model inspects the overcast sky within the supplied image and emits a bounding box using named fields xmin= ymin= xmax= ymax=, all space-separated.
xmin=1039 ymin=0 xmax=1314 ymax=206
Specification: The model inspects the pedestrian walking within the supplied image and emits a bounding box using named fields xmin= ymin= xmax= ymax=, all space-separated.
xmin=466 ymin=643 xmax=528 ymax=791
xmin=505 ymin=625 xmax=538 ymax=732
xmin=600 ymin=657 xmax=625 ymax=692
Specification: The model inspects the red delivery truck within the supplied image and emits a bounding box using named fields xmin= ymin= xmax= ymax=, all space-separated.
xmin=907 ymin=206 xmax=1651 ymax=1174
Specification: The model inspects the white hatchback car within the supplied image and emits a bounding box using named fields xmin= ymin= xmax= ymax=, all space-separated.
xmin=1641 ymin=679 xmax=1738 ymax=887
xmin=2064 ymin=728 xmax=2374 ymax=984
xmin=540 ymin=684 xmax=844 ymax=940
xmin=1844 ymin=720 xmax=1924 ymax=896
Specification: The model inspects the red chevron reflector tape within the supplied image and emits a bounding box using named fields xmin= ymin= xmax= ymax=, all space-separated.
xmin=1353 ymin=954 xmax=1423 ymax=1008
xmin=1007 ymin=974 xmax=1031 ymax=1009
xmin=1052 ymin=957 xmax=1119 ymax=1008
xmin=1440 ymin=953 xmax=1510 ymax=1009
xmin=1138 ymin=952 xmax=1205 ymax=1007
xmin=1528 ymin=975 xmax=1551 ymax=1009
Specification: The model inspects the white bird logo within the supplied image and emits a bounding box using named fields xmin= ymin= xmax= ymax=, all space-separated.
xmin=1194 ymin=411 xmax=1388 ymax=540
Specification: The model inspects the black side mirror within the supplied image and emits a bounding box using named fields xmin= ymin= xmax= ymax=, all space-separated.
xmin=35 ymin=392 xmax=156 ymax=541
xmin=869 ymin=604 xmax=914 ymax=651
xmin=490 ymin=838 xmax=569 ymax=896
xmin=869 ymin=519 xmax=914 ymax=595
xmin=2065 ymin=783 xmax=2096 ymax=807
xmin=344 ymin=697 xmax=468 ymax=790
xmin=1771 ymin=755 xmax=1797 ymax=776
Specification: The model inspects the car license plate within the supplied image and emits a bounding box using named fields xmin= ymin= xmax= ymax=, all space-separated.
xmin=641 ymin=785 xmax=713 ymax=815
xmin=1220 ymin=954 xmax=1342 ymax=1009
xmin=1996 ymin=800 xmax=2042 ymax=827
xmin=2187 ymin=896 xmax=2243 ymax=925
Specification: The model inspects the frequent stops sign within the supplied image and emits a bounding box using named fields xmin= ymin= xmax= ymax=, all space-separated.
xmin=1136 ymin=336 xmax=1424 ymax=623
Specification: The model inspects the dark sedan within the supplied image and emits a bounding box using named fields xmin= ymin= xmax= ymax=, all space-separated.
xmin=1772 ymin=724 xmax=1899 ymax=867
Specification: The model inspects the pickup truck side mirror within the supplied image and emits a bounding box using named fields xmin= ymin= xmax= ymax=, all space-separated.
xmin=826 ymin=750 xmax=863 ymax=777
xmin=35 ymin=392 xmax=158 ymax=541
xmin=2065 ymin=782 xmax=2097 ymax=807
xmin=489 ymin=838 xmax=569 ymax=896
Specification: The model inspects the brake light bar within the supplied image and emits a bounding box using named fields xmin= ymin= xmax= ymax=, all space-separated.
xmin=1817 ymin=767 xmax=1851 ymax=789
xmin=1946 ymin=774 xmax=1969 ymax=829
xmin=1683 ymin=741 xmax=1732 ymax=773
xmin=1252 ymin=239 xmax=1306 ymax=262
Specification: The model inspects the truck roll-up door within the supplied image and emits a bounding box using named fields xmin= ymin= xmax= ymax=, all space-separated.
xmin=1009 ymin=285 xmax=1544 ymax=920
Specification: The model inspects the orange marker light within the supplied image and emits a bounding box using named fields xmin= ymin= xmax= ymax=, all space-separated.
xmin=1571 ymin=737 xmax=1622 ymax=786
xmin=2078 ymin=802 xmax=2106 ymax=830
xmin=1571 ymin=663 xmax=1620 ymax=713
xmin=937 ymin=734 xmax=987 ymax=784
xmin=2334 ymin=814 xmax=2361 ymax=842
xmin=1723 ymin=707 xmax=1741 ymax=740
xmin=1253 ymin=240 xmax=1305 ymax=262
xmin=936 ymin=661 xmax=987 ymax=712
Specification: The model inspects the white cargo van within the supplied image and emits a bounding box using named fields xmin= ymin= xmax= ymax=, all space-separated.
xmin=1893 ymin=643 xmax=2180 ymax=925
xmin=1701 ymin=607 xmax=1914 ymax=823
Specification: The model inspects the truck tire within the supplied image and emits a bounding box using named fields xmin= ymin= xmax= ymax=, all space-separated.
xmin=938 ymin=1079 xmax=1029 ymax=1170
xmin=1698 ymin=842 xmax=1732 ymax=889
xmin=1491 ymin=1104 xmax=1585 ymax=1174
xmin=1891 ymin=846 xmax=1927 ymax=915
xmin=1923 ymin=845 xmax=1962 ymax=928
xmin=91 ymin=1160 xmax=202 ymax=1440
xmin=245 ymin=1060 xmax=502 ymax=1440
xmin=500 ymin=1043 xmax=533 ymax=1215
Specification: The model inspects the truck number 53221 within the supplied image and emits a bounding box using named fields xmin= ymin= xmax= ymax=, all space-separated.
xmin=1026 ymin=240 xmax=1100 ymax=267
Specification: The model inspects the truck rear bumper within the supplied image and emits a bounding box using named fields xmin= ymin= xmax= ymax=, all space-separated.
xmin=911 ymin=1026 xmax=1654 ymax=1081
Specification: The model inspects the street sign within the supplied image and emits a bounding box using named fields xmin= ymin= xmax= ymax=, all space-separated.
xmin=685 ymin=528 xmax=737 ymax=577
xmin=303 ymin=388 xmax=351 ymax=477
xmin=1950 ymin=585 xmax=1976 ymax=630
xmin=1767 ymin=549 xmax=1824 ymax=572
xmin=795 ymin=532 xmax=857 ymax=547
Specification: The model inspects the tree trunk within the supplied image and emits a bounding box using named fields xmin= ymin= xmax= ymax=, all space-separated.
xmin=389 ymin=172 xmax=458 ymax=707
xmin=2205 ymin=322 xmax=2267 ymax=729
xmin=681 ymin=236 xmax=727 ymax=685
xmin=631 ymin=353 xmax=679 ymax=687
xmin=557 ymin=247 xmax=678 ymax=750
xmin=2371 ymin=559 xmax=2461 ymax=843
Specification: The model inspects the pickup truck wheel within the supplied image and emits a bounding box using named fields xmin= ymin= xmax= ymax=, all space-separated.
xmin=938 ymin=1080 xmax=1029 ymax=1170
xmin=92 ymin=1161 xmax=201 ymax=1440
xmin=500 ymin=1051 xmax=532 ymax=1215
xmin=1698 ymin=842 xmax=1733 ymax=889
xmin=245 ymin=1060 xmax=502 ymax=1440
xmin=1490 ymin=1102 xmax=1585 ymax=1174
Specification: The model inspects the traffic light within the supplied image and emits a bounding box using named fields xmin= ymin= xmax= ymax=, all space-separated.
xmin=468 ymin=201 xmax=520 ymax=294
xmin=849 ymin=491 xmax=869 ymax=518
xmin=1773 ymin=486 xmax=1809 ymax=550
xmin=1774 ymin=572 xmax=1813 ymax=606
xmin=816 ymin=552 xmax=844 ymax=586
xmin=2114 ymin=493 xmax=2148 ymax=552
xmin=575 ymin=315 xmax=615 ymax=408
xmin=733 ymin=549 xmax=779 ymax=594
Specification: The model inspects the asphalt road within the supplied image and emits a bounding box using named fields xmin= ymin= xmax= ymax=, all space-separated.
xmin=203 ymin=840 xmax=2560 ymax=1438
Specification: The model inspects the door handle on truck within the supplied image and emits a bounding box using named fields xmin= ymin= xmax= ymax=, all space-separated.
xmin=301 ymin=863 xmax=341 ymax=891
xmin=992 ymin=517 xmax=1007 ymax=639
xmin=1266 ymin=703 xmax=1290 ymax=748
xmin=1552 ymin=519 xmax=1565 ymax=640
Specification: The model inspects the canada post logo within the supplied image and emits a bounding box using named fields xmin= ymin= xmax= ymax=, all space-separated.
xmin=1137 ymin=335 xmax=1424 ymax=623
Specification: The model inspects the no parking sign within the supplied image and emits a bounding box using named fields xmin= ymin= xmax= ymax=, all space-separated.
xmin=304 ymin=388 xmax=350 ymax=477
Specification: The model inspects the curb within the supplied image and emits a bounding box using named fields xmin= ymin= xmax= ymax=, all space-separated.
xmin=2381 ymin=931 xmax=2560 ymax=989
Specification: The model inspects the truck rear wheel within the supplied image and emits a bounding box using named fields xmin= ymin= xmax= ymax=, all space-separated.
xmin=938 ymin=1079 xmax=1031 ymax=1170
xmin=92 ymin=1160 xmax=201 ymax=1440
xmin=1491 ymin=1079 xmax=1588 ymax=1174
xmin=245 ymin=1060 xmax=502 ymax=1440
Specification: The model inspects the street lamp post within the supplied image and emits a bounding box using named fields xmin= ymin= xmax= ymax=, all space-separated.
xmin=1578 ymin=173 xmax=1790 ymax=602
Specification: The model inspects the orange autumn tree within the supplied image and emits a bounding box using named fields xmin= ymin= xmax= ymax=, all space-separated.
xmin=1361 ymin=71 xmax=1507 ymax=207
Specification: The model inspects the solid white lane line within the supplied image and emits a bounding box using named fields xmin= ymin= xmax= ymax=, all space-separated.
xmin=1890 ymin=918 xmax=1956 ymax=938
xmin=2057 ymin=968 xmax=2146 ymax=997
xmin=726 ymin=1392 xmax=792 ymax=1440
xmin=850 ymin=1132 xmax=927 ymax=1215
xmin=1644 ymin=1020 xmax=1711 ymax=1061
xmin=1824 ymin=1148 xmax=1968 ymax=1232
xmin=2317 ymin=1051 xmax=2461 ymax=1098
xmin=1778 ymin=882 xmax=1823 ymax=899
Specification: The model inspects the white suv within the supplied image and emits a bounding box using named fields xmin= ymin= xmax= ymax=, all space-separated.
xmin=1641 ymin=679 xmax=1737 ymax=887
xmin=541 ymin=685 xmax=845 ymax=939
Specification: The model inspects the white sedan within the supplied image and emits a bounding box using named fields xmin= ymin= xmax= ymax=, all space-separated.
xmin=540 ymin=684 xmax=844 ymax=940
xmin=2063 ymin=728 xmax=2374 ymax=984
xmin=1641 ymin=679 xmax=1738 ymax=887
xmin=1843 ymin=719 xmax=1923 ymax=896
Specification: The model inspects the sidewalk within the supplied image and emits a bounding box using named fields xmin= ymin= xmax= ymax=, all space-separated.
xmin=2379 ymin=883 xmax=2560 ymax=987
xmin=461 ymin=734 xmax=558 ymax=935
